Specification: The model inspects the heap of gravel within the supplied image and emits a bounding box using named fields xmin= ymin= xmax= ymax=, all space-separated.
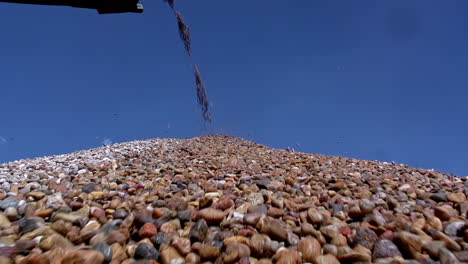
xmin=0 ymin=135 xmax=466 ymax=264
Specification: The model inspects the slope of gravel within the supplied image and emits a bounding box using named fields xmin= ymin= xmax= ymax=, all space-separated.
xmin=0 ymin=135 xmax=466 ymax=264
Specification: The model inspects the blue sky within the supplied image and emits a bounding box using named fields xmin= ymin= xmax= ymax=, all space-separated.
xmin=0 ymin=0 xmax=467 ymax=176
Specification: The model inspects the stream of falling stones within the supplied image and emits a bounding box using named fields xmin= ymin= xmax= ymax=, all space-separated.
xmin=164 ymin=0 xmax=212 ymax=122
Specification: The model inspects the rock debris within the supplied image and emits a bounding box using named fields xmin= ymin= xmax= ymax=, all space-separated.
xmin=0 ymin=135 xmax=466 ymax=263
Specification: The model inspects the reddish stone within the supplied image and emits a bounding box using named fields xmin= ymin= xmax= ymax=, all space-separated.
xmin=339 ymin=226 xmax=352 ymax=236
xmin=237 ymin=228 xmax=256 ymax=237
xmin=139 ymin=223 xmax=158 ymax=239
xmin=0 ymin=246 xmax=19 ymax=258
xmin=213 ymin=198 xmax=234 ymax=210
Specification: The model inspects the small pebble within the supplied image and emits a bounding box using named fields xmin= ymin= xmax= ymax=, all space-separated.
xmin=139 ymin=223 xmax=158 ymax=239
xmin=134 ymin=243 xmax=159 ymax=260
xmin=92 ymin=242 xmax=113 ymax=262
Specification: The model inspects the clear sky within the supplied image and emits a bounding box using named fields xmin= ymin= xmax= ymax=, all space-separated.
xmin=0 ymin=0 xmax=467 ymax=176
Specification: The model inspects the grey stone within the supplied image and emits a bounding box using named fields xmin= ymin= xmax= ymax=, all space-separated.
xmin=0 ymin=197 xmax=18 ymax=210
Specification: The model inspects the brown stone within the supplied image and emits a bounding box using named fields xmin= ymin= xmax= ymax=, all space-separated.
xmin=332 ymin=181 xmax=347 ymax=190
xmin=423 ymin=241 xmax=445 ymax=258
xmin=160 ymin=245 xmax=184 ymax=264
xmin=43 ymin=247 xmax=65 ymax=263
xmin=426 ymin=216 xmax=443 ymax=231
xmin=0 ymin=215 xmax=11 ymax=229
xmin=272 ymin=249 xmax=302 ymax=264
xmin=267 ymin=207 xmax=284 ymax=218
xmin=160 ymin=219 xmax=181 ymax=233
xmin=223 ymin=242 xmax=251 ymax=264
xmin=433 ymin=231 xmax=462 ymax=251
xmin=35 ymin=209 xmax=54 ymax=218
xmin=91 ymin=207 xmax=106 ymax=219
xmin=26 ymin=192 xmax=46 ymax=200
xmin=448 ymin=192 xmax=466 ymax=203
xmin=315 ymin=254 xmax=340 ymax=264
xmin=111 ymin=243 xmax=128 ymax=263
xmin=18 ymin=253 xmax=49 ymax=264
xmin=106 ymin=230 xmax=129 ymax=245
xmin=196 ymin=208 xmax=226 ymax=225
xmin=249 ymin=234 xmax=266 ymax=256
xmin=39 ymin=234 xmax=73 ymax=250
xmin=66 ymin=226 xmax=83 ymax=245
xmin=330 ymin=234 xmax=347 ymax=247
xmin=186 ymin=252 xmax=201 ymax=264
xmin=359 ymin=199 xmax=375 ymax=214
xmin=337 ymin=251 xmax=371 ymax=263
xmin=298 ymin=237 xmax=321 ymax=262
xmin=307 ymin=208 xmax=323 ymax=224
xmin=224 ymin=236 xmax=249 ymax=245
xmin=90 ymin=191 xmax=105 ymax=199
xmin=256 ymin=216 xmax=288 ymax=241
xmin=4 ymin=207 xmax=18 ymax=221
xmin=434 ymin=206 xmax=454 ymax=221
xmin=0 ymin=256 xmax=12 ymax=264
xmin=301 ymin=222 xmax=315 ymax=236
xmin=323 ymin=244 xmax=338 ymax=256
xmin=198 ymin=244 xmax=220 ymax=259
xmin=61 ymin=250 xmax=104 ymax=264
xmin=172 ymin=237 xmax=191 ymax=256
xmin=411 ymin=218 xmax=426 ymax=231
xmin=439 ymin=247 xmax=460 ymax=264
xmin=394 ymin=231 xmax=423 ymax=259
xmin=320 ymin=225 xmax=340 ymax=239
xmin=213 ymin=198 xmax=234 ymax=211
xmin=80 ymin=220 xmax=101 ymax=235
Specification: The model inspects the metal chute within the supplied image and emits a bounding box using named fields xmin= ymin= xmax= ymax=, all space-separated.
xmin=0 ymin=0 xmax=143 ymax=14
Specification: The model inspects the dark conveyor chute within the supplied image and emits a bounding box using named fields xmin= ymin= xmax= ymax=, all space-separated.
xmin=0 ymin=0 xmax=143 ymax=14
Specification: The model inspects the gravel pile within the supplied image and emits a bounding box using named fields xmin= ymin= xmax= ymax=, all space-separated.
xmin=0 ymin=135 xmax=466 ymax=264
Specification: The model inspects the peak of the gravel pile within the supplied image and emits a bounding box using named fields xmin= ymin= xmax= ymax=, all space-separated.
xmin=0 ymin=135 xmax=466 ymax=264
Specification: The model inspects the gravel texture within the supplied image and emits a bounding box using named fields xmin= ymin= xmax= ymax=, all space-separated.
xmin=0 ymin=135 xmax=466 ymax=264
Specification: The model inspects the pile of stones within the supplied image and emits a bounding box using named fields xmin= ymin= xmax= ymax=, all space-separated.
xmin=0 ymin=136 xmax=466 ymax=264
